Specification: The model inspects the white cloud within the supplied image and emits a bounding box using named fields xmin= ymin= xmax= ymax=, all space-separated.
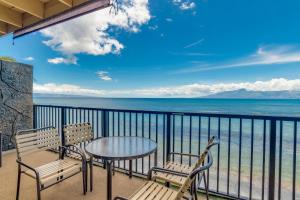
xmin=180 ymin=45 xmax=300 ymax=73
xmin=149 ymin=25 xmax=158 ymax=30
xmin=34 ymin=83 xmax=105 ymax=96
xmin=24 ymin=56 xmax=34 ymax=61
xmin=173 ymin=0 xmax=196 ymax=10
xmin=96 ymin=71 xmax=112 ymax=81
xmin=184 ymin=38 xmax=204 ymax=48
xmin=166 ymin=18 xmax=173 ymax=22
xmin=180 ymin=2 xmax=196 ymax=10
xmin=47 ymin=57 xmax=77 ymax=64
xmin=33 ymin=78 xmax=300 ymax=98
xmin=40 ymin=0 xmax=150 ymax=63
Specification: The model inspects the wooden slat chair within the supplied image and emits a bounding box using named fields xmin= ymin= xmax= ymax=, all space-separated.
xmin=152 ymin=136 xmax=219 ymax=200
xmin=114 ymin=149 xmax=214 ymax=200
xmin=63 ymin=122 xmax=94 ymax=192
xmin=15 ymin=127 xmax=87 ymax=200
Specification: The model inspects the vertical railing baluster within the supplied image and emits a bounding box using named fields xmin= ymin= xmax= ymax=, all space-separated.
xmin=96 ymin=111 xmax=99 ymax=138
xmin=142 ymin=113 xmax=144 ymax=174
xmin=238 ymin=118 xmax=242 ymax=198
xmin=217 ymin=117 xmax=221 ymax=193
xmin=180 ymin=115 xmax=183 ymax=164
xmin=227 ymin=117 xmax=231 ymax=195
xmin=292 ymin=121 xmax=297 ymax=200
xmin=61 ymin=107 xmax=66 ymax=145
xmin=155 ymin=114 xmax=158 ymax=143
xmin=262 ymin=119 xmax=266 ymax=200
xmin=112 ymin=112 xmax=115 ymax=137
xmin=189 ymin=116 xmax=192 ymax=166
xmin=207 ymin=117 xmax=211 ymax=189
xmin=101 ymin=110 xmax=107 ymax=137
xmin=250 ymin=119 xmax=254 ymax=199
xmin=123 ymin=112 xmax=126 ymax=169
xmin=268 ymin=119 xmax=277 ymax=200
xmin=135 ymin=113 xmax=138 ymax=172
xmin=166 ymin=113 xmax=171 ymax=162
xmin=172 ymin=115 xmax=175 ymax=161
xmin=278 ymin=120 xmax=283 ymax=200
xmin=148 ymin=114 xmax=151 ymax=170
xmin=129 ymin=112 xmax=132 ymax=137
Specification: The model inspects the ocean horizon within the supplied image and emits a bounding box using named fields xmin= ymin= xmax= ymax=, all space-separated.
xmin=34 ymin=97 xmax=300 ymax=117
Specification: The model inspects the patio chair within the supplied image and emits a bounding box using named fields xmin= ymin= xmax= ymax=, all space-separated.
xmin=114 ymin=148 xmax=214 ymax=200
xmin=15 ymin=127 xmax=87 ymax=200
xmin=63 ymin=122 xmax=94 ymax=192
xmin=152 ymin=136 xmax=219 ymax=200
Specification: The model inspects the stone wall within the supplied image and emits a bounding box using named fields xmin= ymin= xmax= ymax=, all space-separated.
xmin=0 ymin=60 xmax=33 ymax=150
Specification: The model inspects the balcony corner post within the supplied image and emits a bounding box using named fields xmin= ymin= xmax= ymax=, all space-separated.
xmin=33 ymin=105 xmax=37 ymax=129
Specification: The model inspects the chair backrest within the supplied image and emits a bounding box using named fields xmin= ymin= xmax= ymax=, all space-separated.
xmin=63 ymin=123 xmax=93 ymax=146
xmin=176 ymin=150 xmax=214 ymax=199
xmin=195 ymin=136 xmax=218 ymax=168
xmin=15 ymin=127 xmax=60 ymax=160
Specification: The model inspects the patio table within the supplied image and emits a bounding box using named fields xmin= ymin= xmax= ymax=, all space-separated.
xmin=85 ymin=136 xmax=157 ymax=200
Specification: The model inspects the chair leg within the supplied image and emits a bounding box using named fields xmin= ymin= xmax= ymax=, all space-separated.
xmin=113 ymin=161 xmax=115 ymax=176
xmin=36 ymin=179 xmax=41 ymax=200
xmin=16 ymin=166 xmax=21 ymax=200
xmin=85 ymin=162 xmax=88 ymax=193
xmin=203 ymin=173 xmax=209 ymax=200
xmin=193 ymin=181 xmax=198 ymax=200
xmin=82 ymin=164 xmax=87 ymax=195
xmin=89 ymin=159 xmax=93 ymax=192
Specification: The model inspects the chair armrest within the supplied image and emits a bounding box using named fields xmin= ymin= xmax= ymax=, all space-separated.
xmin=147 ymin=166 xmax=189 ymax=180
xmin=169 ymin=152 xmax=200 ymax=158
xmin=114 ymin=197 xmax=129 ymax=200
xmin=60 ymin=146 xmax=87 ymax=162
xmin=16 ymin=159 xmax=40 ymax=178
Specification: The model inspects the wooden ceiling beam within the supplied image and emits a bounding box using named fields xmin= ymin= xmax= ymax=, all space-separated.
xmin=0 ymin=0 xmax=44 ymax=19
xmin=0 ymin=4 xmax=22 ymax=27
xmin=58 ymin=0 xmax=73 ymax=7
xmin=0 ymin=22 xmax=7 ymax=34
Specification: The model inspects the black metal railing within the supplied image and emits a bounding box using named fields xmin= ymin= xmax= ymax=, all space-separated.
xmin=33 ymin=104 xmax=299 ymax=200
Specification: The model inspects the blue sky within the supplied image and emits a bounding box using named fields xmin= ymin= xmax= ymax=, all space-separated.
xmin=1 ymin=0 xmax=300 ymax=97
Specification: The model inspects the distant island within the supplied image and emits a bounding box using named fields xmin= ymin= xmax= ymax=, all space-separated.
xmin=203 ymin=89 xmax=300 ymax=99
xmin=34 ymin=89 xmax=300 ymax=99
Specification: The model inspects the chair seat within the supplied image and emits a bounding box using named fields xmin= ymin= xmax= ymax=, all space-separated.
xmin=129 ymin=181 xmax=178 ymax=200
xmin=25 ymin=159 xmax=81 ymax=187
xmin=153 ymin=161 xmax=194 ymax=185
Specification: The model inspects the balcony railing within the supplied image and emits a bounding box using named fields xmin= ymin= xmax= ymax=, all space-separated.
xmin=33 ymin=104 xmax=300 ymax=200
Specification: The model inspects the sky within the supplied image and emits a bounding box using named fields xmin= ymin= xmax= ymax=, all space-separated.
xmin=1 ymin=0 xmax=300 ymax=97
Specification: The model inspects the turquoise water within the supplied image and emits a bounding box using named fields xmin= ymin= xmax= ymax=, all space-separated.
xmin=34 ymin=97 xmax=300 ymax=116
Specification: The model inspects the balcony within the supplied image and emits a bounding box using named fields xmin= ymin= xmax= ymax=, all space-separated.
xmin=1 ymin=104 xmax=299 ymax=200
xmin=0 ymin=150 xmax=222 ymax=200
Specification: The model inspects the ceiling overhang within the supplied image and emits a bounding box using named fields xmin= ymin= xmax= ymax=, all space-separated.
xmin=0 ymin=0 xmax=112 ymax=39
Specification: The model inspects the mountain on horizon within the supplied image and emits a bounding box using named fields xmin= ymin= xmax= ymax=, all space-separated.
xmin=204 ymin=89 xmax=300 ymax=99
xmin=34 ymin=89 xmax=300 ymax=99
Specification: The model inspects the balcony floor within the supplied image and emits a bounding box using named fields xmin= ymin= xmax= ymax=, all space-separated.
xmin=0 ymin=151 xmax=222 ymax=200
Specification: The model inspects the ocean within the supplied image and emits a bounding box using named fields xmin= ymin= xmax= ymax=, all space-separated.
xmin=34 ymin=97 xmax=300 ymax=116
xmin=33 ymin=97 xmax=300 ymax=199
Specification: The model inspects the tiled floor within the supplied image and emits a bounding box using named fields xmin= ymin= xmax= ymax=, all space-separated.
xmin=0 ymin=151 xmax=222 ymax=200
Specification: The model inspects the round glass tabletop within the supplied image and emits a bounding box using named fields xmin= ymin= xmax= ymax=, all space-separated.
xmin=85 ymin=136 xmax=157 ymax=160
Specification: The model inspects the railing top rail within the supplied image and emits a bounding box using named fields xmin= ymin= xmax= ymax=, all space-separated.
xmin=34 ymin=104 xmax=300 ymax=121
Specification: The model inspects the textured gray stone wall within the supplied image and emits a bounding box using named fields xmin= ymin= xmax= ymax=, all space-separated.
xmin=0 ymin=60 xmax=33 ymax=150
